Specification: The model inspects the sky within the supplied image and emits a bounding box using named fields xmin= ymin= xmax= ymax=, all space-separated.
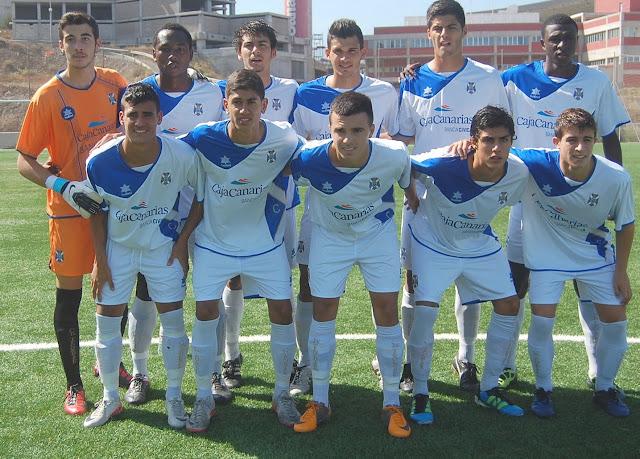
xmin=235 ymin=0 xmax=542 ymax=37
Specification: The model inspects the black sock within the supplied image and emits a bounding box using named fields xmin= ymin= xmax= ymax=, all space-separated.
xmin=54 ymin=288 xmax=82 ymax=388
xmin=121 ymin=304 xmax=128 ymax=337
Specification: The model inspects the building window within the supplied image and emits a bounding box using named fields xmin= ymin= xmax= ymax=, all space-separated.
xmin=608 ymin=28 xmax=620 ymax=39
xmin=623 ymin=27 xmax=638 ymax=37
xmin=14 ymin=3 xmax=38 ymax=20
xmin=589 ymin=59 xmax=606 ymax=65
xmin=40 ymin=3 xmax=63 ymax=21
xmin=292 ymin=60 xmax=305 ymax=80
xmin=292 ymin=44 xmax=305 ymax=54
xmin=91 ymin=3 xmax=112 ymax=21
xmin=585 ymin=31 xmax=606 ymax=43
xmin=66 ymin=3 xmax=88 ymax=13
xmin=377 ymin=39 xmax=406 ymax=49
xmin=624 ymin=55 xmax=640 ymax=62
xmin=410 ymin=37 xmax=431 ymax=48
xmin=181 ymin=0 xmax=206 ymax=12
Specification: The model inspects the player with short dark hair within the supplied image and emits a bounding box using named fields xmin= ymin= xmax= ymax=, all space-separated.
xmin=174 ymin=69 xmax=303 ymax=433
xmin=83 ymin=82 xmax=196 ymax=428
xmin=290 ymin=91 xmax=416 ymax=438
xmin=16 ymin=11 xmax=128 ymax=416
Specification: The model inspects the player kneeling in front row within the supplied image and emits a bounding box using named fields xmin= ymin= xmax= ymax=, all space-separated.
xmin=84 ymin=83 xmax=193 ymax=428
xmin=289 ymin=92 xmax=417 ymax=438
xmin=518 ymin=109 xmax=634 ymax=418
xmin=409 ymin=106 xmax=528 ymax=423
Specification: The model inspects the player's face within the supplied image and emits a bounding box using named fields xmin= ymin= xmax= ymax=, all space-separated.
xmin=120 ymin=100 xmax=162 ymax=145
xmin=329 ymin=111 xmax=375 ymax=162
xmin=153 ymin=29 xmax=193 ymax=78
xmin=59 ymin=24 xmax=99 ymax=70
xmin=471 ymin=126 xmax=513 ymax=172
xmin=427 ymin=15 xmax=466 ymax=59
xmin=554 ymin=126 xmax=595 ymax=171
xmin=542 ymin=24 xmax=577 ymax=67
xmin=224 ymin=89 xmax=268 ymax=128
xmin=238 ymin=33 xmax=276 ymax=74
xmin=325 ymin=36 xmax=366 ymax=79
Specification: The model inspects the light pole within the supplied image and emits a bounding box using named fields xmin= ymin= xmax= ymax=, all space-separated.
xmin=49 ymin=1 xmax=53 ymax=48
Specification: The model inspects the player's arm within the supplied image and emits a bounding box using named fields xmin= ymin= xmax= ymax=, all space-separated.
xmin=17 ymin=151 xmax=103 ymax=218
xmin=392 ymin=133 xmax=415 ymax=145
xmin=90 ymin=211 xmax=113 ymax=302
xmin=168 ymin=199 xmax=203 ymax=276
xmin=613 ymin=223 xmax=634 ymax=305
xmin=601 ymin=132 xmax=623 ymax=166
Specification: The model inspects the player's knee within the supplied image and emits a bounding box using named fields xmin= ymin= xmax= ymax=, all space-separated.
xmin=227 ymin=275 xmax=242 ymax=290
xmin=135 ymin=273 xmax=152 ymax=301
xmin=195 ymin=300 xmax=220 ymax=321
xmin=493 ymin=295 xmax=520 ymax=316
xmin=267 ymin=299 xmax=293 ymax=324
xmin=595 ymin=304 xmax=627 ymax=323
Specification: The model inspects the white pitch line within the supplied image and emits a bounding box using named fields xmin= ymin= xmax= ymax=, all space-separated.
xmin=1 ymin=333 xmax=639 ymax=352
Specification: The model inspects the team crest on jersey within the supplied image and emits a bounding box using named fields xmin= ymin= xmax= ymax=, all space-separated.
xmin=120 ymin=184 xmax=132 ymax=197
xmin=266 ymin=150 xmax=276 ymax=163
xmin=498 ymin=191 xmax=508 ymax=205
xmin=321 ymin=181 xmax=333 ymax=193
xmin=530 ymin=87 xmax=541 ymax=99
xmin=272 ymin=98 xmax=282 ymax=111
xmin=587 ymin=193 xmax=599 ymax=206
xmin=321 ymin=101 xmax=331 ymax=113
xmin=220 ymin=155 xmax=232 ymax=168
xmin=160 ymin=172 xmax=172 ymax=185
xmin=423 ymin=87 xmax=433 ymax=97
xmin=108 ymin=92 xmax=117 ymax=105
xmin=451 ymin=191 xmax=463 ymax=202
xmin=369 ymin=177 xmax=381 ymax=190
xmin=573 ymin=88 xmax=584 ymax=100
xmin=61 ymin=106 xmax=75 ymax=121
xmin=297 ymin=240 xmax=305 ymax=254
xmin=194 ymin=103 xmax=203 ymax=116
xmin=466 ymin=82 xmax=476 ymax=94
xmin=55 ymin=249 xmax=64 ymax=263
xmin=542 ymin=184 xmax=553 ymax=195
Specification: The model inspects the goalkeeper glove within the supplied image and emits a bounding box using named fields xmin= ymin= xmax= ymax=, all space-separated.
xmin=46 ymin=176 xmax=104 ymax=218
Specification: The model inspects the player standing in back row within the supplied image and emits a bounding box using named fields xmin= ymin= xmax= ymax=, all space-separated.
xmin=15 ymin=12 xmax=128 ymax=416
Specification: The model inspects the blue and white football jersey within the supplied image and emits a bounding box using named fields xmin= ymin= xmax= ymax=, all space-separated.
xmin=182 ymin=120 xmax=303 ymax=256
xmin=398 ymin=58 xmax=508 ymax=154
xmin=290 ymin=138 xmax=411 ymax=235
xmin=218 ymin=76 xmax=298 ymax=122
xmin=410 ymin=148 xmax=528 ymax=257
xmin=86 ymin=136 xmax=198 ymax=250
xmin=289 ymin=74 xmax=399 ymax=140
xmin=514 ymin=149 xmax=635 ymax=271
xmin=141 ymin=74 xmax=224 ymax=136
xmin=502 ymin=61 xmax=630 ymax=148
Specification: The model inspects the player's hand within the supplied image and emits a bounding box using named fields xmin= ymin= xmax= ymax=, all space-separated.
xmin=613 ymin=268 xmax=632 ymax=305
xmin=91 ymin=132 xmax=121 ymax=151
xmin=448 ymin=138 xmax=474 ymax=159
xmin=59 ymin=180 xmax=104 ymax=218
xmin=168 ymin=239 xmax=189 ymax=277
xmin=405 ymin=194 xmax=419 ymax=214
xmin=91 ymin=262 xmax=114 ymax=302
xmin=399 ymin=62 xmax=422 ymax=81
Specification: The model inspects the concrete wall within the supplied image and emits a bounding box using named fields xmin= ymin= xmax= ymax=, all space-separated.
xmin=0 ymin=132 xmax=18 ymax=149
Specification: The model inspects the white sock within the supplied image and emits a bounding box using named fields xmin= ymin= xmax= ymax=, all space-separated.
xmin=223 ymin=287 xmax=244 ymax=361
xmin=401 ymin=289 xmax=415 ymax=364
xmin=504 ymin=298 xmax=526 ymax=370
xmin=159 ymin=309 xmax=188 ymax=400
xmin=270 ymin=322 xmax=297 ymax=395
xmin=215 ymin=305 xmax=226 ymax=374
xmin=128 ymin=297 xmax=157 ymax=377
xmin=192 ymin=317 xmax=218 ymax=400
xmin=595 ymin=320 xmax=628 ymax=392
xmin=376 ymin=324 xmax=404 ymax=407
xmin=408 ymin=306 xmax=439 ymax=395
xmin=294 ymin=297 xmax=313 ymax=367
xmin=95 ymin=314 xmax=123 ymax=402
xmin=578 ymin=299 xmax=600 ymax=380
xmin=480 ymin=312 xmax=517 ymax=392
xmin=528 ymin=314 xmax=555 ymax=392
xmin=455 ymin=291 xmax=480 ymax=363
xmin=309 ymin=319 xmax=337 ymax=406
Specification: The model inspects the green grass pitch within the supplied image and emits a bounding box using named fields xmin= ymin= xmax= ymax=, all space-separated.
xmin=0 ymin=146 xmax=639 ymax=457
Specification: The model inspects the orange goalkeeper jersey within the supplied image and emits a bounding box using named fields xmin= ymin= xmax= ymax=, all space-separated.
xmin=16 ymin=67 xmax=127 ymax=217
